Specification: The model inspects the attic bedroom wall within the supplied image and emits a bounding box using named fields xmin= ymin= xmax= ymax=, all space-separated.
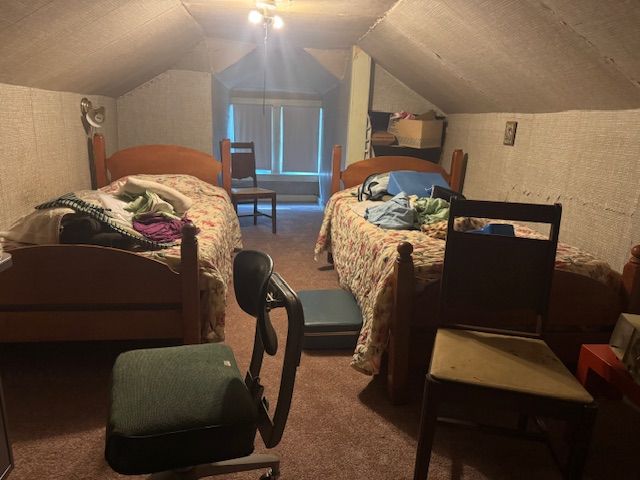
xmin=441 ymin=109 xmax=640 ymax=272
xmin=370 ymin=64 xmax=443 ymax=116
xmin=117 ymin=70 xmax=213 ymax=154
xmin=0 ymin=83 xmax=117 ymax=230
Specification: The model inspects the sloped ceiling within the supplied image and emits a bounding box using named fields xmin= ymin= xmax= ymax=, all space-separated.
xmin=0 ymin=0 xmax=203 ymax=97
xmin=1 ymin=0 xmax=638 ymax=112
xmin=359 ymin=0 xmax=640 ymax=113
xmin=182 ymin=0 xmax=398 ymax=49
xmin=217 ymin=44 xmax=339 ymax=95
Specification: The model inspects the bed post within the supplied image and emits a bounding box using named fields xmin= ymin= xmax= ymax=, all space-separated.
xmin=448 ymin=149 xmax=466 ymax=193
xmin=622 ymin=245 xmax=640 ymax=314
xmin=92 ymin=133 xmax=108 ymax=188
xmin=331 ymin=145 xmax=342 ymax=196
xmin=180 ymin=223 xmax=201 ymax=344
xmin=220 ymin=138 xmax=232 ymax=196
xmin=387 ymin=242 xmax=414 ymax=405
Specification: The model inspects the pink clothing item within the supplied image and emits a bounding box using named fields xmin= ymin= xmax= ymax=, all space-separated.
xmin=133 ymin=214 xmax=198 ymax=243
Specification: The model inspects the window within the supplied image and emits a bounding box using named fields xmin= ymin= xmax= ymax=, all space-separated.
xmin=229 ymin=98 xmax=322 ymax=176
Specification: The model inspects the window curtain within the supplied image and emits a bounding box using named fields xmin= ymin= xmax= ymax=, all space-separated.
xmin=232 ymin=104 xmax=273 ymax=172
xmin=281 ymin=106 xmax=320 ymax=173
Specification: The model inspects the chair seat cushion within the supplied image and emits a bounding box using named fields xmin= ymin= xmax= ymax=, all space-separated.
xmin=232 ymin=187 xmax=276 ymax=197
xmin=299 ymin=289 xmax=362 ymax=349
xmin=430 ymin=329 xmax=594 ymax=403
xmin=106 ymin=343 xmax=258 ymax=475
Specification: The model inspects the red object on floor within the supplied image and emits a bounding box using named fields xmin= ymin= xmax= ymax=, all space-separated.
xmin=576 ymin=344 xmax=640 ymax=407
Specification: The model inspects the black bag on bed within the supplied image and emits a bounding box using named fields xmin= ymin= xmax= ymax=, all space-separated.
xmin=357 ymin=172 xmax=390 ymax=201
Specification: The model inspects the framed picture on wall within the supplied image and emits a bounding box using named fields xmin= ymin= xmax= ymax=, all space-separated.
xmin=504 ymin=121 xmax=518 ymax=146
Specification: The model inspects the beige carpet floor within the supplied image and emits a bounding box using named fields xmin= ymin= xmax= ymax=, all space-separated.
xmin=1 ymin=203 xmax=639 ymax=479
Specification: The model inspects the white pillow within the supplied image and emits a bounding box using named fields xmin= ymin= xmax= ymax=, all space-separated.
xmin=118 ymin=177 xmax=193 ymax=214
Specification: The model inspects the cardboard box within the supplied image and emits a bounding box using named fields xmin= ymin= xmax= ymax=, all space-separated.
xmin=388 ymin=118 xmax=443 ymax=149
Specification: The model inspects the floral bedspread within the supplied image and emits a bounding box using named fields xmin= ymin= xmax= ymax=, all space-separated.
xmin=314 ymin=188 xmax=620 ymax=375
xmin=100 ymin=174 xmax=242 ymax=341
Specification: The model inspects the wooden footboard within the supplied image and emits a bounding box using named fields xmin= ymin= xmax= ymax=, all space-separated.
xmin=0 ymin=225 xmax=201 ymax=344
xmin=387 ymin=242 xmax=640 ymax=404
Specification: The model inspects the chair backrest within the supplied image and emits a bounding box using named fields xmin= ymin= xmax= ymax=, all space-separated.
xmin=229 ymin=142 xmax=258 ymax=187
xmin=233 ymin=250 xmax=304 ymax=448
xmin=439 ymin=199 xmax=561 ymax=337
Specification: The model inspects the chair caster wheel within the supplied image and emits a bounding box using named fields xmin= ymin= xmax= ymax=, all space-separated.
xmin=260 ymin=468 xmax=279 ymax=480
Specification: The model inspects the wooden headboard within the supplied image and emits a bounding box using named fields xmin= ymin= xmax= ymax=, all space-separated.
xmin=92 ymin=134 xmax=221 ymax=188
xmin=330 ymin=145 xmax=467 ymax=195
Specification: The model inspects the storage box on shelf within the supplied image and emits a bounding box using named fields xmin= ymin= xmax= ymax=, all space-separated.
xmin=388 ymin=118 xmax=444 ymax=149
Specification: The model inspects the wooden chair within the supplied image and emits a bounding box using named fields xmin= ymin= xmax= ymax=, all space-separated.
xmin=414 ymin=200 xmax=597 ymax=480
xmin=220 ymin=139 xmax=277 ymax=234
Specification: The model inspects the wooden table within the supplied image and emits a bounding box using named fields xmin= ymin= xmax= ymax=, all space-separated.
xmin=576 ymin=343 xmax=640 ymax=407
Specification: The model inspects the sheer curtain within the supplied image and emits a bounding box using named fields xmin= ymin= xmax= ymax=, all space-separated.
xmin=281 ymin=106 xmax=320 ymax=174
xmin=232 ymin=104 xmax=273 ymax=172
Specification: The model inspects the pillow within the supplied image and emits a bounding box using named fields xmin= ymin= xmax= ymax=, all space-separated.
xmin=387 ymin=171 xmax=449 ymax=197
xmin=118 ymin=177 xmax=192 ymax=214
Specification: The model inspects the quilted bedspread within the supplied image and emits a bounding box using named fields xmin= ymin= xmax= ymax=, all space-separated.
xmin=315 ymin=188 xmax=620 ymax=375
xmin=101 ymin=174 xmax=242 ymax=342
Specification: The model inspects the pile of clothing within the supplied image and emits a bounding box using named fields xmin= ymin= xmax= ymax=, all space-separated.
xmin=44 ymin=177 xmax=197 ymax=249
xmin=364 ymin=192 xmax=450 ymax=230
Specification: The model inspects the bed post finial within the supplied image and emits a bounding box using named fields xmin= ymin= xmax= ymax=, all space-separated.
xmin=92 ymin=133 xmax=108 ymax=188
xmin=448 ymin=149 xmax=466 ymax=193
xmin=623 ymin=244 xmax=640 ymax=314
xmin=220 ymin=139 xmax=232 ymax=195
xmin=388 ymin=241 xmax=415 ymax=404
xmin=180 ymin=223 xmax=201 ymax=344
xmin=331 ymin=145 xmax=342 ymax=196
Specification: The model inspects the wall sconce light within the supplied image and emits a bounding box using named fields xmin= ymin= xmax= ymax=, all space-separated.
xmin=80 ymin=98 xmax=106 ymax=133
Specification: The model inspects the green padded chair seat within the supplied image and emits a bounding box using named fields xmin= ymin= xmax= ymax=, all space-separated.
xmin=106 ymin=343 xmax=259 ymax=475
xmin=299 ymin=289 xmax=363 ymax=350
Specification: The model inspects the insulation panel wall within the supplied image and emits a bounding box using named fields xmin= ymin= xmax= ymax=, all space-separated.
xmin=0 ymin=83 xmax=117 ymax=230
xmin=0 ymin=0 xmax=203 ymax=97
xmin=370 ymin=64 xmax=444 ymax=116
xmin=117 ymin=70 xmax=213 ymax=155
xmin=442 ymin=109 xmax=640 ymax=271
xmin=360 ymin=0 xmax=640 ymax=113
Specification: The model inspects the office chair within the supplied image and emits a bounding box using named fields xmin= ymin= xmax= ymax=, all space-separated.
xmin=220 ymin=139 xmax=277 ymax=234
xmin=414 ymin=199 xmax=597 ymax=480
xmin=105 ymin=250 xmax=304 ymax=479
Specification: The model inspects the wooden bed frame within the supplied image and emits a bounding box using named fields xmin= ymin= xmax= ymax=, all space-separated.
xmin=329 ymin=145 xmax=640 ymax=404
xmin=0 ymin=133 xmax=225 ymax=345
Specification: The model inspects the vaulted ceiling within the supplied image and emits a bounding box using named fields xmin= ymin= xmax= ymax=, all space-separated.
xmin=0 ymin=0 xmax=638 ymax=112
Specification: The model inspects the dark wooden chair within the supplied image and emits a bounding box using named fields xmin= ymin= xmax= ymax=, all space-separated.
xmin=414 ymin=200 xmax=597 ymax=480
xmin=220 ymin=139 xmax=277 ymax=234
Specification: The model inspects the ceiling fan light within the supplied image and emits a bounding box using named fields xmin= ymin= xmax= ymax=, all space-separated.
xmin=248 ymin=9 xmax=263 ymax=24
xmin=273 ymin=14 xmax=284 ymax=29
